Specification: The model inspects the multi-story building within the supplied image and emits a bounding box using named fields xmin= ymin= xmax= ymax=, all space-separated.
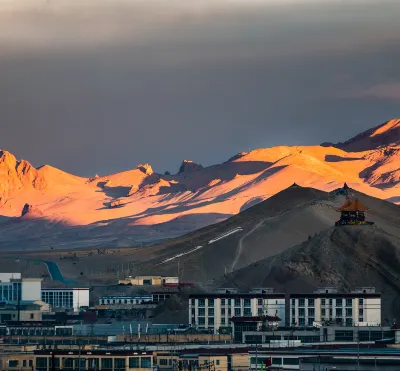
xmin=0 ymin=274 xmax=42 ymax=302
xmin=189 ymin=288 xmax=286 ymax=333
xmin=118 ymin=276 xmax=179 ymax=286
xmin=99 ymin=295 xmax=153 ymax=305
xmin=41 ymin=287 xmax=90 ymax=312
xmin=290 ymin=287 xmax=381 ymax=327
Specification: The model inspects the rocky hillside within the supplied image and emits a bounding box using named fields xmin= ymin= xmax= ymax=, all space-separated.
xmin=216 ymin=225 xmax=400 ymax=321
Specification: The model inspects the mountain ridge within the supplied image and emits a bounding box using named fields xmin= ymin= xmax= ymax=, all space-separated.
xmin=0 ymin=119 xmax=399 ymax=250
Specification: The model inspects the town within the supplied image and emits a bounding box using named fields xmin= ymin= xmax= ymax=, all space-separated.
xmin=0 ymin=271 xmax=400 ymax=370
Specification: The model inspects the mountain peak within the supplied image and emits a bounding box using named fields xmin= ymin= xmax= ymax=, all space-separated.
xmin=335 ymin=118 xmax=400 ymax=152
xmin=178 ymin=160 xmax=203 ymax=174
xmin=137 ymin=163 xmax=153 ymax=175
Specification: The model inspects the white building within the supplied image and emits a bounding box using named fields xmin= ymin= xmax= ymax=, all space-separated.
xmin=0 ymin=273 xmax=41 ymax=302
xmin=41 ymin=288 xmax=90 ymax=312
xmin=99 ymin=295 xmax=153 ymax=305
xmin=290 ymin=287 xmax=381 ymax=327
xmin=189 ymin=288 xmax=286 ymax=333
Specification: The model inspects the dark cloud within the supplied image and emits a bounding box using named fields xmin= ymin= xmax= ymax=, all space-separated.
xmin=0 ymin=0 xmax=399 ymax=176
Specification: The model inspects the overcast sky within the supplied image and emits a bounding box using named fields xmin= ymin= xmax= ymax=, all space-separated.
xmin=0 ymin=0 xmax=399 ymax=176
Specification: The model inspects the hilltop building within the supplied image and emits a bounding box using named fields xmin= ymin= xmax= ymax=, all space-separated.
xmin=335 ymin=197 xmax=373 ymax=226
xmin=118 ymin=276 xmax=179 ymax=286
xmin=290 ymin=287 xmax=381 ymax=327
xmin=189 ymin=288 xmax=285 ymax=333
xmin=41 ymin=288 xmax=89 ymax=312
xmin=0 ymin=274 xmax=42 ymax=302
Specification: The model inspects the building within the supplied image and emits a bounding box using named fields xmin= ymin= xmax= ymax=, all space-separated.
xmin=0 ymin=301 xmax=49 ymax=323
xmin=289 ymin=287 xmax=381 ymax=327
xmin=0 ymin=351 xmax=34 ymax=371
xmin=118 ymin=276 xmax=179 ymax=286
xmin=34 ymin=349 xmax=153 ymax=371
xmin=231 ymin=316 xmax=282 ymax=343
xmin=41 ymin=287 xmax=90 ymax=312
xmin=0 ymin=274 xmax=42 ymax=302
xmin=99 ymin=295 xmax=153 ymax=305
xmin=189 ymin=288 xmax=286 ymax=333
xmin=335 ymin=196 xmax=373 ymax=226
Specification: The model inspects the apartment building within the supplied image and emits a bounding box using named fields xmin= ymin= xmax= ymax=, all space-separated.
xmin=189 ymin=288 xmax=285 ymax=332
xmin=99 ymin=295 xmax=153 ymax=305
xmin=290 ymin=287 xmax=381 ymax=327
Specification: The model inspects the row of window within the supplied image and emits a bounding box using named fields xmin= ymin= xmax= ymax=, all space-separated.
xmin=36 ymin=357 xmax=151 ymax=369
xmin=192 ymin=298 xmax=281 ymax=307
xmin=293 ymin=298 xmax=363 ymax=307
xmin=292 ymin=308 xmax=356 ymax=317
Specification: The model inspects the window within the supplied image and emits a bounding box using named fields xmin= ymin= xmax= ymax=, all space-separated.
xmin=198 ymin=299 xmax=205 ymax=307
xmin=258 ymin=307 xmax=263 ymax=315
xmin=36 ymin=358 xmax=47 ymax=370
xmin=359 ymin=298 xmax=364 ymax=306
xmin=141 ymin=357 xmax=152 ymax=368
xmin=114 ymin=358 xmax=126 ymax=371
xmin=198 ymin=308 xmax=205 ymax=316
xmin=198 ymin=317 xmax=205 ymax=325
xmin=244 ymin=308 xmax=252 ymax=316
xmin=216 ymin=360 xmax=220 ymax=366
xmin=291 ymin=298 xmax=295 ymax=306
xmin=160 ymin=359 xmax=168 ymax=366
xmin=129 ymin=358 xmax=140 ymax=368
xmin=298 ymin=299 xmax=305 ymax=307
xmin=8 ymin=360 xmax=19 ymax=367
xmin=191 ymin=299 xmax=195 ymax=306
xmin=258 ymin=298 xmax=263 ymax=306
xmin=23 ymin=360 xmax=27 ymax=367
xmin=101 ymin=358 xmax=113 ymax=370
xmin=336 ymin=308 xmax=343 ymax=317
xmin=321 ymin=299 xmax=325 ymax=306
xmin=321 ymin=308 xmax=326 ymax=316
xmin=298 ymin=308 xmax=305 ymax=317
xmin=346 ymin=308 xmax=353 ymax=317
xmin=346 ymin=299 xmax=353 ymax=307
xmin=88 ymin=359 xmax=99 ymax=369
xmin=291 ymin=308 xmax=295 ymax=316
xmin=221 ymin=318 xmax=225 ymax=325
xmin=308 ymin=308 xmax=315 ymax=317
xmin=308 ymin=318 xmax=315 ymax=326
xmin=234 ymin=308 xmax=241 ymax=316
xmin=243 ymin=298 xmax=251 ymax=307
xmin=308 ymin=299 xmax=315 ymax=307
xmin=30 ymin=313 xmax=34 ymax=319
xmin=221 ymin=308 xmax=225 ymax=316
xmin=208 ymin=317 xmax=214 ymax=325
xmin=208 ymin=308 xmax=214 ymax=316
xmin=329 ymin=309 xmax=333 ymax=317
xmin=208 ymin=299 xmax=214 ymax=307
xmin=299 ymin=318 xmax=305 ymax=326
xmin=329 ymin=299 xmax=333 ymax=306
xmin=336 ymin=299 xmax=343 ymax=307
xmin=221 ymin=299 xmax=225 ymax=305
xmin=234 ymin=299 xmax=241 ymax=307
xmin=359 ymin=308 xmax=364 ymax=316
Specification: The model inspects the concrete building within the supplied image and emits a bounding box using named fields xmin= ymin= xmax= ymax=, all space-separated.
xmin=99 ymin=294 xmax=153 ymax=305
xmin=0 ymin=274 xmax=42 ymax=302
xmin=41 ymin=287 xmax=90 ymax=312
xmin=0 ymin=301 xmax=47 ymax=322
xmin=189 ymin=288 xmax=286 ymax=333
xmin=34 ymin=349 xmax=153 ymax=371
xmin=289 ymin=287 xmax=381 ymax=327
xmin=118 ymin=276 xmax=179 ymax=286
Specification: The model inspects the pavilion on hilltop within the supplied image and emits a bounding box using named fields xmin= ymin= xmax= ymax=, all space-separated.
xmin=335 ymin=198 xmax=374 ymax=226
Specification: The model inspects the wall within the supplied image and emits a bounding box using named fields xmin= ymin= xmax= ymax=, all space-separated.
xmin=0 ymin=352 xmax=34 ymax=371
xmin=0 ymin=273 xmax=21 ymax=282
xmin=199 ymin=355 xmax=227 ymax=371
xmin=21 ymin=279 xmax=42 ymax=301
xmin=72 ymin=289 xmax=90 ymax=311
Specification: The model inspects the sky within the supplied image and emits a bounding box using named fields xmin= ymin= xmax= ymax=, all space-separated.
xmin=0 ymin=0 xmax=399 ymax=176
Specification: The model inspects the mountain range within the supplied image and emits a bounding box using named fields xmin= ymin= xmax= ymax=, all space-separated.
xmin=0 ymin=118 xmax=399 ymax=251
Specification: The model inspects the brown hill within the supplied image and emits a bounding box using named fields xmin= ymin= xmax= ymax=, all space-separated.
xmin=216 ymin=224 xmax=400 ymax=321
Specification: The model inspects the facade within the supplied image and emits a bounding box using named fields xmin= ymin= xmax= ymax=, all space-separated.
xmin=0 ymin=301 xmax=45 ymax=322
xmin=0 ymin=275 xmax=41 ymax=302
xmin=41 ymin=288 xmax=90 ymax=312
xmin=34 ymin=349 xmax=153 ymax=371
xmin=0 ymin=352 xmax=34 ymax=371
xmin=99 ymin=295 xmax=153 ymax=305
xmin=289 ymin=287 xmax=381 ymax=327
xmin=189 ymin=289 xmax=286 ymax=333
xmin=118 ymin=276 xmax=179 ymax=286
